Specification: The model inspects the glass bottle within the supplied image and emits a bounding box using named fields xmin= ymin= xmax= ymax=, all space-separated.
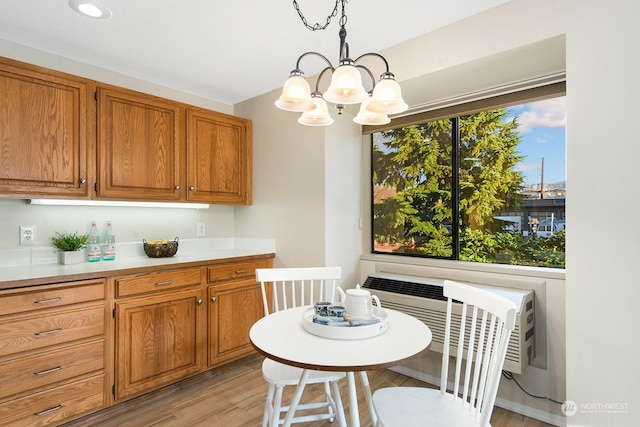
xmin=87 ymin=221 xmax=101 ymax=262
xmin=102 ymin=220 xmax=116 ymax=261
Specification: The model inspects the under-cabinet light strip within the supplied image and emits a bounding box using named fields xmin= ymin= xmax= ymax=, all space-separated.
xmin=28 ymin=199 xmax=210 ymax=209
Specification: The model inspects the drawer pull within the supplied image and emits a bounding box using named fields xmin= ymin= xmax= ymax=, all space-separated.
xmin=34 ymin=328 xmax=62 ymax=337
xmin=211 ymin=296 xmax=217 ymax=303
xmin=235 ymin=269 xmax=249 ymax=274
xmin=155 ymin=280 xmax=174 ymax=286
xmin=34 ymin=405 xmax=62 ymax=416
xmin=34 ymin=297 xmax=62 ymax=304
xmin=34 ymin=366 xmax=62 ymax=376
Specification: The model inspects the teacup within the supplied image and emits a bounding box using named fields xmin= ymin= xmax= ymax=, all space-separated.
xmin=327 ymin=305 xmax=346 ymax=318
xmin=314 ymin=301 xmax=331 ymax=316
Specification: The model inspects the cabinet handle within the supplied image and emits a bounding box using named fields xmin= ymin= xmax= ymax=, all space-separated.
xmin=211 ymin=296 xmax=217 ymax=303
xmin=34 ymin=366 xmax=62 ymax=376
xmin=34 ymin=405 xmax=62 ymax=416
xmin=34 ymin=328 xmax=62 ymax=337
xmin=175 ymin=185 xmax=181 ymax=190
xmin=155 ymin=280 xmax=173 ymax=287
xmin=80 ymin=178 xmax=87 ymax=184
xmin=189 ymin=186 xmax=195 ymax=191
xmin=197 ymin=299 xmax=203 ymax=305
xmin=34 ymin=297 xmax=62 ymax=304
xmin=235 ymin=269 xmax=249 ymax=274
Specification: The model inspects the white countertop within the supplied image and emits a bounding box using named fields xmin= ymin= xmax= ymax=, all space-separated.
xmin=0 ymin=237 xmax=275 ymax=288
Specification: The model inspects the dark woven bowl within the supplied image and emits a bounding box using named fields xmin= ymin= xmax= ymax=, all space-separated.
xmin=143 ymin=237 xmax=179 ymax=258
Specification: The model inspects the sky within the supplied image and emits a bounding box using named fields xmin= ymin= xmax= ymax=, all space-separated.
xmin=507 ymin=96 xmax=567 ymax=185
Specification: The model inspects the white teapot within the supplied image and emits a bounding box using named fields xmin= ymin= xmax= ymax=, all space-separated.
xmin=337 ymin=284 xmax=381 ymax=319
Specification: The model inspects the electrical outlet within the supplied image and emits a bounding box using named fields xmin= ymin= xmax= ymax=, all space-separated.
xmin=197 ymin=222 xmax=206 ymax=237
xmin=20 ymin=225 xmax=36 ymax=245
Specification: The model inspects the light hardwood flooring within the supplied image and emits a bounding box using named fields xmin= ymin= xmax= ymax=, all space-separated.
xmin=64 ymin=355 xmax=554 ymax=427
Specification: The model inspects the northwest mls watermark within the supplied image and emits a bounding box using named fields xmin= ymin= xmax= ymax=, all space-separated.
xmin=562 ymin=400 xmax=629 ymax=416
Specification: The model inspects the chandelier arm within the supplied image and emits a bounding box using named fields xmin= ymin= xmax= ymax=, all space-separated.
xmin=314 ymin=66 xmax=334 ymax=93
xmin=355 ymin=64 xmax=376 ymax=93
xmin=354 ymin=52 xmax=391 ymax=74
xmin=295 ymin=51 xmax=335 ymax=72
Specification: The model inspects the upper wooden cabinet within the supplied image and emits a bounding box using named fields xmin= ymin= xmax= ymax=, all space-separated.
xmin=0 ymin=57 xmax=253 ymax=205
xmin=0 ymin=57 xmax=92 ymax=198
xmin=97 ymin=86 xmax=184 ymax=201
xmin=187 ymin=108 xmax=252 ymax=204
xmin=96 ymin=86 xmax=253 ymax=204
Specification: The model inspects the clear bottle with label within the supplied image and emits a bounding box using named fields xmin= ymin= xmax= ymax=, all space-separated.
xmin=87 ymin=221 xmax=101 ymax=262
xmin=102 ymin=220 xmax=116 ymax=261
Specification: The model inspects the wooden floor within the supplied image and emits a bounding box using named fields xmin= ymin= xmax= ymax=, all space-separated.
xmin=64 ymin=355 xmax=553 ymax=427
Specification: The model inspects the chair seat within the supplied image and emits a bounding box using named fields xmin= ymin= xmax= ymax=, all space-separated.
xmin=373 ymin=387 xmax=491 ymax=427
xmin=262 ymin=358 xmax=346 ymax=385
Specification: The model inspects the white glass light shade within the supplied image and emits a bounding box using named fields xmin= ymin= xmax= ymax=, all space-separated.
xmin=275 ymin=75 xmax=315 ymax=112
xmin=353 ymin=97 xmax=390 ymax=125
xmin=298 ymin=96 xmax=334 ymax=126
xmin=366 ymin=78 xmax=408 ymax=114
xmin=323 ymin=63 xmax=369 ymax=105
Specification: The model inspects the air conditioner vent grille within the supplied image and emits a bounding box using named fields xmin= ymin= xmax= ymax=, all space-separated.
xmin=363 ymin=276 xmax=446 ymax=301
xmin=362 ymin=273 xmax=536 ymax=374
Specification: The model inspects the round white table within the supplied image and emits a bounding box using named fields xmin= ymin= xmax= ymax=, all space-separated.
xmin=250 ymin=306 xmax=432 ymax=427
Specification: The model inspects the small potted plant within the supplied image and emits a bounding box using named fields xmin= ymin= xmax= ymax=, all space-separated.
xmin=51 ymin=231 xmax=89 ymax=265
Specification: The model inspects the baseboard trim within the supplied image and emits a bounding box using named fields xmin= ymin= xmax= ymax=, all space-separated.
xmin=388 ymin=366 xmax=566 ymax=427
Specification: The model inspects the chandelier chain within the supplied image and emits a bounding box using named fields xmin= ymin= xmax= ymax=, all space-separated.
xmin=292 ymin=0 xmax=345 ymax=31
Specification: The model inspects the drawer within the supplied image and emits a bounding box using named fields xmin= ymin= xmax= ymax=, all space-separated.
xmin=0 ymin=305 xmax=104 ymax=357
xmin=0 ymin=280 xmax=105 ymax=317
xmin=207 ymin=259 xmax=272 ymax=284
xmin=116 ymin=268 xmax=201 ymax=298
xmin=0 ymin=339 xmax=104 ymax=400
xmin=0 ymin=374 xmax=104 ymax=427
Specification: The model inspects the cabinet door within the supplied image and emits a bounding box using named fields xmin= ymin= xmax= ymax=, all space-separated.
xmin=0 ymin=58 xmax=91 ymax=198
xmin=208 ymin=281 xmax=264 ymax=367
xmin=186 ymin=108 xmax=252 ymax=204
xmin=97 ymin=86 xmax=184 ymax=201
xmin=115 ymin=288 xmax=205 ymax=400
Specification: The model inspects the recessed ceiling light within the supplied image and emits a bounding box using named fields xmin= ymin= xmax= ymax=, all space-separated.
xmin=69 ymin=0 xmax=112 ymax=19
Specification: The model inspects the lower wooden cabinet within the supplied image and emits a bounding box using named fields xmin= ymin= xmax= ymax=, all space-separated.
xmin=0 ymin=279 xmax=106 ymax=427
xmin=208 ymin=281 xmax=264 ymax=367
xmin=0 ymin=255 xmax=274 ymax=425
xmin=207 ymin=258 xmax=272 ymax=367
xmin=114 ymin=287 xmax=206 ymax=400
xmin=0 ymin=374 xmax=104 ymax=427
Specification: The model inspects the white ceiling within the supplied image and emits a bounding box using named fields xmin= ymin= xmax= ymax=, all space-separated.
xmin=0 ymin=0 xmax=509 ymax=105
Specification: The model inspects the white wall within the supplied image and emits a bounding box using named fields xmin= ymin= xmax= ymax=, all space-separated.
xmin=234 ymin=89 xmax=363 ymax=284
xmin=566 ymin=1 xmax=640 ymax=425
xmin=0 ymin=38 xmax=232 ymax=114
xmin=0 ymin=199 xmax=234 ymax=253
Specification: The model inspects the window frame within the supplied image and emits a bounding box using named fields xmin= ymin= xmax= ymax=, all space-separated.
xmin=366 ymin=81 xmax=566 ymax=267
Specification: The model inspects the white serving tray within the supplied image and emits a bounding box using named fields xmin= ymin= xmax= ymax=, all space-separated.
xmin=301 ymin=307 xmax=389 ymax=340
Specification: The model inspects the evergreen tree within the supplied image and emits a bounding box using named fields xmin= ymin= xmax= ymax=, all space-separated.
xmin=372 ymin=108 xmax=525 ymax=256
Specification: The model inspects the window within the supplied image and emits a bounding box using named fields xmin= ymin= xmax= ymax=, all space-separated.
xmin=370 ymin=84 xmax=566 ymax=269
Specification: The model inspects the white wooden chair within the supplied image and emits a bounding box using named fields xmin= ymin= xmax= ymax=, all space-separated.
xmin=256 ymin=267 xmax=346 ymax=427
xmin=372 ymin=279 xmax=517 ymax=427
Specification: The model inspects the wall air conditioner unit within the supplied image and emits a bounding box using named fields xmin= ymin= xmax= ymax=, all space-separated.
xmin=362 ymin=273 xmax=535 ymax=374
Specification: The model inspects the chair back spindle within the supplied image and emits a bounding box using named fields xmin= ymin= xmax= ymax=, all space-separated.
xmin=256 ymin=267 xmax=341 ymax=316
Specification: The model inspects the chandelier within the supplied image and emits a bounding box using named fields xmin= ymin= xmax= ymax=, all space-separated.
xmin=275 ymin=0 xmax=408 ymax=126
